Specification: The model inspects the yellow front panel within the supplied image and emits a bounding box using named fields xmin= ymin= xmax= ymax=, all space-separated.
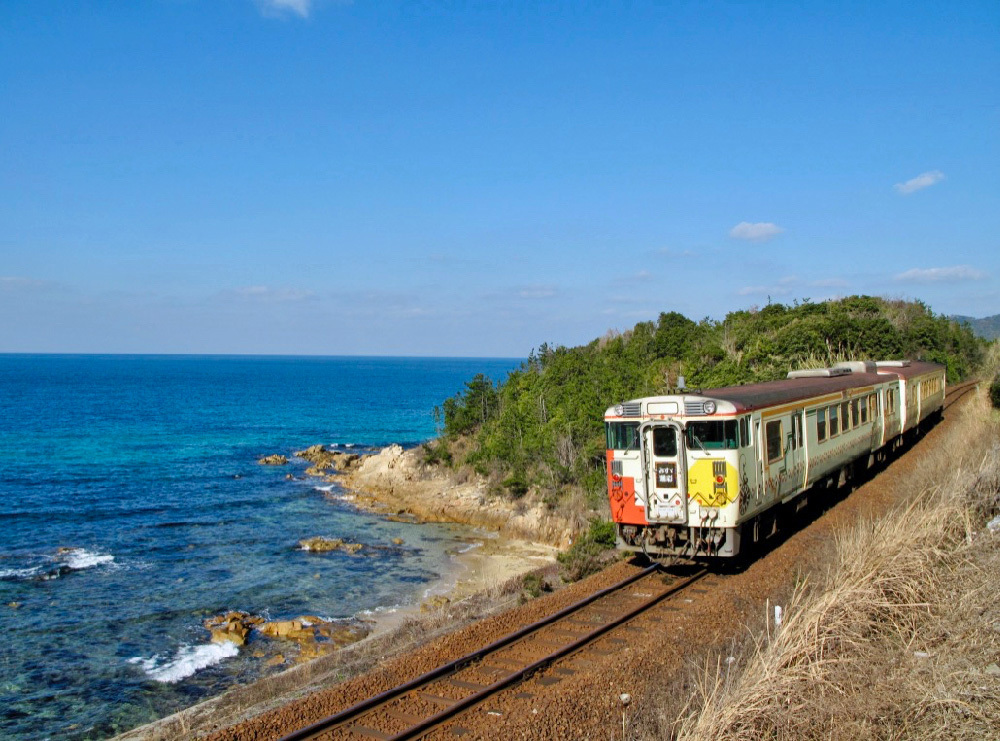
xmin=688 ymin=458 xmax=738 ymax=507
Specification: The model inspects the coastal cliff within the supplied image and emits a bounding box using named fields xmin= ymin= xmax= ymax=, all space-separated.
xmin=339 ymin=444 xmax=577 ymax=548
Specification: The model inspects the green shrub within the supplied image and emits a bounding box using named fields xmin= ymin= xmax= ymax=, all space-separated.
xmin=990 ymin=374 xmax=1000 ymax=410
xmin=420 ymin=441 xmax=452 ymax=467
xmin=521 ymin=573 xmax=552 ymax=601
xmin=502 ymin=474 xmax=530 ymax=499
xmin=557 ymin=518 xmax=618 ymax=581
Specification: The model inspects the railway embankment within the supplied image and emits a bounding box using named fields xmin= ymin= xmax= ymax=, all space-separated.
xmin=662 ymin=377 xmax=1000 ymax=740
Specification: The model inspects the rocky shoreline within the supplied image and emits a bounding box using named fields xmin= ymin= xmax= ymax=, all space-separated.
xmin=335 ymin=444 xmax=577 ymax=548
xmin=113 ymin=442 xmax=562 ymax=741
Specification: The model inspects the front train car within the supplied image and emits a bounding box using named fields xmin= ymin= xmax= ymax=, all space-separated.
xmin=605 ymin=394 xmax=746 ymax=557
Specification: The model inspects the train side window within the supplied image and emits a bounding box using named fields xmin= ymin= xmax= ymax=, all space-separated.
xmin=860 ymin=397 xmax=868 ymax=424
xmin=792 ymin=414 xmax=802 ymax=449
xmin=851 ymin=400 xmax=859 ymax=427
xmin=829 ymin=405 xmax=840 ymax=436
xmin=765 ymin=420 xmax=783 ymax=463
xmin=841 ymin=401 xmax=851 ymax=431
xmin=817 ymin=408 xmax=827 ymax=441
xmin=739 ymin=416 xmax=750 ymax=447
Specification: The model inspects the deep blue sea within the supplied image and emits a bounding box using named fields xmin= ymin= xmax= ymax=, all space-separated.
xmin=0 ymin=354 xmax=519 ymax=740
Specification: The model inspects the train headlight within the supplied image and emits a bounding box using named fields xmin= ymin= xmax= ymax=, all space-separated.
xmin=614 ymin=404 xmax=625 ymax=416
xmin=703 ymin=400 xmax=717 ymax=414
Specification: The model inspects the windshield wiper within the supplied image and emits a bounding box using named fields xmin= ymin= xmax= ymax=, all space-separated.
xmin=687 ymin=432 xmax=706 ymax=452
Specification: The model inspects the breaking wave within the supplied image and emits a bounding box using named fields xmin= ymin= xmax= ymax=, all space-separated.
xmin=60 ymin=548 xmax=115 ymax=571
xmin=0 ymin=548 xmax=115 ymax=582
xmin=129 ymin=641 xmax=239 ymax=684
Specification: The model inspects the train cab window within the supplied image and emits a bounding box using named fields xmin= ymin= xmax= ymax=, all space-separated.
xmin=817 ymin=408 xmax=827 ymax=442
xmin=841 ymin=402 xmax=851 ymax=431
xmin=765 ymin=421 xmax=783 ymax=463
xmin=851 ymin=400 xmax=860 ymax=427
xmin=652 ymin=427 xmax=677 ymax=457
xmin=685 ymin=421 xmax=738 ymax=451
xmin=606 ymin=422 xmax=639 ymax=451
xmin=829 ymin=405 xmax=840 ymax=436
xmin=860 ymin=397 xmax=868 ymax=424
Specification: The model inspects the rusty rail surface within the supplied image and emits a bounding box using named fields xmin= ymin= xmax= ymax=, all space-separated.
xmin=278 ymin=565 xmax=707 ymax=740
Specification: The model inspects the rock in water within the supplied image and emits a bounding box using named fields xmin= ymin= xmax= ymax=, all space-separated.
xmin=298 ymin=536 xmax=343 ymax=552
xmin=203 ymin=611 xmax=265 ymax=646
xmin=295 ymin=445 xmax=360 ymax=475
xmin=258 ymin=454 xmax=288 ymax=465
xmin=298 ymin=536 xmax=364 ymax=554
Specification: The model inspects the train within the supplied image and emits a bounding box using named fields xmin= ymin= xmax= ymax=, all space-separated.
xmin=604 ymin=360 xmax=946 ymax=558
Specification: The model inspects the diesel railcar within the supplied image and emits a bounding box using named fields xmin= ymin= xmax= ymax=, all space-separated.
xmin=604 ymin=360 xmax=946 ymax=558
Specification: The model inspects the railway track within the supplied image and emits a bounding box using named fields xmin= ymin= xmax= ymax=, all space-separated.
xmin=944 ymin=379 xmax=978 ymax=409
xmin=278 ymin=565 xmax=707 ymax=740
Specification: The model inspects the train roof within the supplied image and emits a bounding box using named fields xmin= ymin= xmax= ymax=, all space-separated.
xmin=876 ymin=360 xmax=945 ymax=379
xmin=705 ymin=372 xmax=888 ymax=413
xmin=606 ymin=361 xmax=945 ymax=416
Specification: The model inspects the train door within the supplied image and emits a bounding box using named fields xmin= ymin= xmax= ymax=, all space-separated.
xmin=643 ymin=424 xmax=687 ymax=523
xmin=783 ymin=412 xmax=805 ymax=497
xmin=870 ymin=391 xmax=884 ymax=448
xmin=754 ymin=417 xmax=765 ymax=502
xmin=762 ymin=416 xmax=788 ymax=501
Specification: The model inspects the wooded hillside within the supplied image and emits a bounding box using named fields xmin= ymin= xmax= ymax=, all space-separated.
xmin=436 ymin=296 xmax=984 ymax=504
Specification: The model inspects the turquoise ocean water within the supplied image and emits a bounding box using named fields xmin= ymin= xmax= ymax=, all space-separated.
xmin=0 ymin=354 xmax=519 ymax=740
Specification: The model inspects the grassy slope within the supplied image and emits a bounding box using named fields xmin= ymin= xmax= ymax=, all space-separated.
xmin=670 ymin=348 xmax=1000 ymax=741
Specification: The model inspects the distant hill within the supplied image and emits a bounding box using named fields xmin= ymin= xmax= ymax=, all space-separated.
xmin=951 ymin=314 xmax=1000 ymax=341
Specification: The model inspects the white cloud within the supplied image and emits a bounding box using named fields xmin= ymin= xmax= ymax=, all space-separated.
xmin=228 ymin=285 xmax=315 ymax=302
xmin=0 ymin=276 xmax=58 ymax=293
xmin=518 ymin=285 xmax=557 ymax=299
xmin=736 ymin=275 xmax=849 ymax=298
xmin=893 ymin=170 xmax=945 ymax=195
xmin=893 ymin=265 xmax=986 ymax=283
xmin=257 ymin=0 xmax=313 ymax=18
xmin=729 ymin=222 xmax=785 ymax=242
xmin=737 ymin=276 xmax=799 ymax=297
xmin=810 ymin=277 xmax=849 ymax=289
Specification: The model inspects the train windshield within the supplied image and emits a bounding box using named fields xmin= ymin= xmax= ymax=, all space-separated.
xmin=606 ymin=422 xmax=640 ymax=451
xmin=685 ymin=421 xmax=738 ymax=451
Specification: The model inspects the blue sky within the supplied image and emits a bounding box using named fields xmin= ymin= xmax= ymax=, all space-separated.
xmin=2 ymin=1 xmax=997 ymax=356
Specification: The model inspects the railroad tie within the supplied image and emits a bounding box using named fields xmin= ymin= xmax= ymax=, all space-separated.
xmin=418 ymin=691 xmax=459 ymax=707
xmin=346 ymin=725 xmax=393 ymax=740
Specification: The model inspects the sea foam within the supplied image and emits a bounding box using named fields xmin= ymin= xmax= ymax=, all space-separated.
xmin=0 ymin=566 xmax=43 ymax=580
xmin=129 ymin=641 xmax=239 ymax=684
xmin=61 ymin=548 xmax=115 ymax=571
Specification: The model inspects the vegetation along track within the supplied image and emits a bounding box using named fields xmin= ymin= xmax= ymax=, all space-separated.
xmin=278 ymin=566 xmax=708 ymax=740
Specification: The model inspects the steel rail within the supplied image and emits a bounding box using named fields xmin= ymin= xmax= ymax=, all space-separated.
xmin=385 ymin=567 xmax=708 ymax=741
xmin=278 ymin=562 xmax=673 ymax=741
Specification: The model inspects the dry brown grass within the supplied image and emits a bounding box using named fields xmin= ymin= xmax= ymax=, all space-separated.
xmin=671 ymin=376 xmax=1000 ymax=741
